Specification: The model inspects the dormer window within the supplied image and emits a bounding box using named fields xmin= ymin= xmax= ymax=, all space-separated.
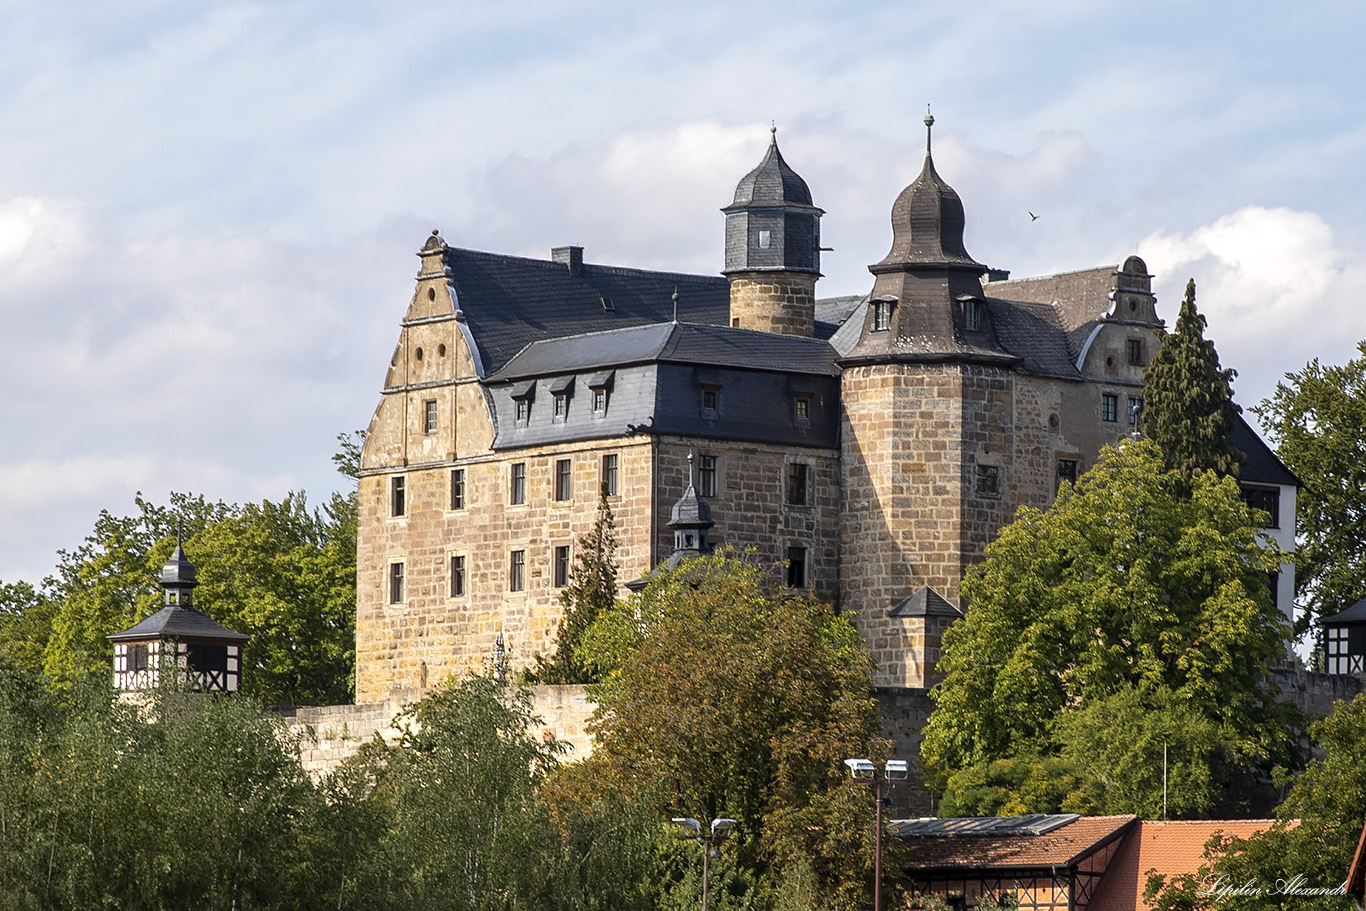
xmin=510 ymin=381 xmax=534 ymax=426
xmin=516 ymin=399 xmax=530 ymax=422
xmin=548 ymin=376 xmax=573 ymax=421
xmin=872 ymin=298 xmax=895 ymax=332
xmin=701 ymin=387 xmax=719 ymax=414
xmin=795 ymin=395 xmax=811 ymax=422
xmin=588 ymin=370 xmax=613 ymax=416
xmin=553 ymin=394 xmax=567 ymax=418
xmin=963 ymin=298 xmax=983 ymax=331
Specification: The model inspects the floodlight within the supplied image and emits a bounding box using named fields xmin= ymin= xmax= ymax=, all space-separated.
xmin=671 ymin=817 xmax=702 ymax=836
xmin=884 ymin=759 xmax=909 ymax=781
xmin=844 ymin=758 xmax=875 ymax=780
xmin=711 ymin=818 xmax=737 ymax=840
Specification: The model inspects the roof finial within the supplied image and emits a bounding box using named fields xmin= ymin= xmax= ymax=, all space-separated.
xmin=770 ymin=120 xmax=777 ymax=144
xmin=672 ymin=287 xmax=679 ymax=323
xmin=687 ymin=450 xmax=695 ymax=487
xmin=924 ymin=105 xmax=934 ymax=156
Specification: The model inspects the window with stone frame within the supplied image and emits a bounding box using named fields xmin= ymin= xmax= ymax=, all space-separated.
xmin=510 ymin=463 xmax=526 ymax=505
xmin=553 ymin=393 xmax=568 ymax=419
xmin=601 ymin=453 xmax=619 ymax=496
xmin=553 ymin=545 xmax=570 ymax=588
xmin=450 ymin=555 xmax=466 ymax=597
xmin=698 ymin=454 xmax=717 ymax=497
xmin=975 ymin=464 xmax=1000 ymax=498
xmin=787 ymin=462 xmax=809 ymax=506
xmin=450 ymin=468 xmax=466 ymax=510
xmin=509 ymin=550 xmax=525 ymax=592
xmin=1127 ymin=338 xmax=1146 ymax=366
xmin=424 ymin=399 xmax=438 ymax=434
xmin=391 ymin=476 xmax=406 ymax=517
xmin=1101 ymin=393 xmax=1119 ymax=423
xmin=1057 ymin=459 xmax=1079 ymax=488
xmin=554 ymin=458 xmax=572 ymax=501
xmin=787 ymin=545 xmax=808 ymax=589
xmin=389 ymin=562 xmax=404 ymax=603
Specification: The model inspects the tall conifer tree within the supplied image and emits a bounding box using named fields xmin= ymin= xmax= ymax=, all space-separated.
xmin=1141 ymin=278 xmax=1245 ymax=478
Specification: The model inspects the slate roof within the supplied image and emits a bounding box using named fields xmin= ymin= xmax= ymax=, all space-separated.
xmin=1086 ymin=819 xmax=1282 ymax=911
xmin=814 ymin=294 xmax=866 ymax=341
xmin=985 ymin=295 xmax=1086 ymax=380
xmin=888 ymin=586 xmax=962 ymax=619
xmin=726 ymin=133 xmax=815 ymax=209
xmin=1321 ymin=597 xmax=1366 ymax=627
xmin=896 ymin=815 xmax=1137 ymax=870
xmin=489 ymin=322 xmax=841 ymax=380
xmin=443 ymin=248 xmax=730 ymax=377
xmin=108 ymin=605 xmax=249 ymax=644
xmin=1231 ymin=413 xmax=1300 ymax=488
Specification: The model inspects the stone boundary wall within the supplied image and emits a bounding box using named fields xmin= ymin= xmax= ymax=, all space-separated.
xmin=1271 ymin=667 xmax=1364 ymax=717
xmin=276 ymin=684 xmax=597 ymax=776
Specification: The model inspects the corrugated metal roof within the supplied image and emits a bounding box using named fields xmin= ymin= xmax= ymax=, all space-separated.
xmin=896 ymin=815 xmax=1137 ymax=869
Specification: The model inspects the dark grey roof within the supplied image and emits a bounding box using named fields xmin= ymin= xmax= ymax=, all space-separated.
xmin=669 ymin=483 xmax=713 ymax=528
xmin=889 ymin=586 xmax=963 ymax=618
xmin=726 ymin=133 xmax=815 ymax=209
xmin=444 ymin=248 xmax=730 ymax=377
xmin=814 ymin=294 xmax=866 ymax=341
xmin=1322 ymin=597 xmax=1366 ymax=627
xmin=1231 ymin=413 xmax=1300 ymax=488
xmin=985 ymin=296 xmax=1085 ymax=380
xmin=873 ymin=147 xmax=985 ymax=271
xmin=489 ymin=322 xmax=841 ymax=380
xmin=108 ymin=605 xmax=249 ymax=644
xmin=894 ymin=814 xmax=1080 ymax=838
xmin=161 ymin=542 xmax=198 ymax=586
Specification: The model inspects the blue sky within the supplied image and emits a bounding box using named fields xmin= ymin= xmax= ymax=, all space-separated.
xmin=2 ymin=0 xmax=1365 ymax=584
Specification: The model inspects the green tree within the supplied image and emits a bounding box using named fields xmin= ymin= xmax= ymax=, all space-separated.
xmin=920 ymin=440 xmax=1295 ymax=817
xmin=529 ymin=486 xmax=618 ymax=684
xmin=573 ymin=550 xmax=886 ymax=909
xmin=1141 ymin=278 xmax=1245 ymax=478
xmin=1254 ymin=344 xmax=1366 ymax=633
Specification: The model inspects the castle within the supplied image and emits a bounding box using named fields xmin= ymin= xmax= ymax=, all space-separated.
xmin=353 ymin=118 xmax=1298 ymax=711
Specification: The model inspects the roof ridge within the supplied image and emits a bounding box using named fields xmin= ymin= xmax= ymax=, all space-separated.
xmin=448 ymin=246 xmax=723 ymax=284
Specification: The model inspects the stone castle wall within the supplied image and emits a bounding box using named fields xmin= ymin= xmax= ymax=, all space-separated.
xmin=727 ymin=272 xmax=817 ymax=337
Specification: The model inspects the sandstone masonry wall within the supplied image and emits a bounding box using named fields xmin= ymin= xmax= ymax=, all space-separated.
xmin=728 ymin=272 xmax=817 ymax=337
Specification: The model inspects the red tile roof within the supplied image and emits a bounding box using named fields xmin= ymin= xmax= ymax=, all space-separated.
xmin=902 ymin=815 xmax=1138 ymax=870
xmin=1088 ymin=820 xmax=1281 ymax=911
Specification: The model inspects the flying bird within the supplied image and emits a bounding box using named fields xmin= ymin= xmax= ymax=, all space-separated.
xmin=1029 ymin=211 xmax=1039 ymax=221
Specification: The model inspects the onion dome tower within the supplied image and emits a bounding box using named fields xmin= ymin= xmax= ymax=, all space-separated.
xmin=843 ymin=113 xmax=1013 ymax=366
xmin=722 ymin=126 xmax=824 ymax=337
xmin=108 ymin=537 xmax=248 ymax=694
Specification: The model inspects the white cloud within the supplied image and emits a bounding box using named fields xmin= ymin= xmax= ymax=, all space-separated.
xmin=1136 ymin=206 xmax=1366 ymax=415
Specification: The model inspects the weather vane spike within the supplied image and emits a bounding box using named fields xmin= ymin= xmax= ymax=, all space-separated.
xmin=924 ymin=104 xmax=934 ymax=154
xmin=672 ymin=287 xmax=679 ymax=323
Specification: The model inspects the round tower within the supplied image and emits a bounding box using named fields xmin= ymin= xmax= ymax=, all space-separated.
xmin=722 ymin=127 xmax=823 ymax=336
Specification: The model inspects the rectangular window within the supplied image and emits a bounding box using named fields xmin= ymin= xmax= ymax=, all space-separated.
xmin=1128 ymin=397 xmax=1143 ymax=426
xmin=554 ymin=458 xmax=572 ymax=501
xmin=391 ymin=476 xmax=406 ymax=517
xmin=592 ymin=388 xmax=607 ymax=413
xmin=1127 ymin=338 xmax=1146 ymax=365
xmin=424 ymin=399 xmax=438 ymax=434
xmin=129 ymin=643 xmax=150 ymax=672
xmin=872 ymin=299 xmax=893 ymax=332
xmin=389 ymin=562 xmax=404 ymax=603
xmin=757 ymin=229 xmax=771 ymax=249
xmin=1057 ymin=459 xmax=1079 ymax=488
xmin=510 ymin=463 xmax=526 ymax=505
xmin=554 ymin=394 xmax=568 ymax=418
xmin=795 ymin=396 xmax=810 ymax=421
xmin=1101 ymin=393 xmax=1118 ymax=423
xmin=515 ymin=397 xmax=530 ymax=423
xmin=553 ymin=545 xmax=570 ymax=588
xmin=787 ymin=462 xmax=809 ymax=506
xmin=963 ymin=299 xmax=980 ymax=331
xmin=698 ymin=454 xmax=717 ymax=498
xmin=450 ymin=469 xmax=466 ymax=510
xmin=787 ymin=546 xmax=807 ymax=589
xmin=975 ymin=464 xmax=1000 ymax=497
xmin=509 ymin=550 xmax=525 ymax=592
xmin=450 ymin=555 xmax=466 ymax=597
xmin=1241 ymin=485 xmax=1281 ymax=529
xmin=602 ymin=453 xmax=619 ymax=496
xmin=701 ymin=387 xmax=719 ymax=413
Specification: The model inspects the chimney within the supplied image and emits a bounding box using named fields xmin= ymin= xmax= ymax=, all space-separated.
xmin=551 ymin=246 xmax=583 ymax=276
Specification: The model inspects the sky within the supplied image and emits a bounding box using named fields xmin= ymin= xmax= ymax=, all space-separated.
xmin=2 ymin=0 xmax=1365 ymax=585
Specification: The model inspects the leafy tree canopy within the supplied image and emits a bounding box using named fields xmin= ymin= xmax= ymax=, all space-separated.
xmin=920 ymin=440 xmax=1296 ymax=817
xmin=1141 ymin=278 xmax=1245 ymax=479
xmin=1254 ymin=343 xmax=1366 ymax=632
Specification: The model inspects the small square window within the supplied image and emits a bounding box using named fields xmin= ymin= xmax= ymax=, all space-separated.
xmin=795 ymin=396 xmax=810 ymax=421
xmin=391 ymin=476 xmax=406 ymax=517
xmin=554 ymin=459 xmax=572 ymax=501
xmin=553 ymin=545 xmax=570 ymax=588
xmin=702 ymin=387 xmax=719 ymax=413
xmin=424 ymin=399 xmax=438 ymax=434
xmin=510 ymin=463 xmax=526 ymax=505
xmin=450 ymin=555 xmax=466 ymax=597
xmin=553 ymin=394 xmax=567 ymax=418
xmin=1128 ymin=396 xmax=1143 ymax=426
xmin=509 ymin=550 xmax=525 ymax=592
xmin=592 ymin=388 xmax=607 ymax=413
xmin=787 ymin=462 xmax=809 ymax=506
xmin=389 ymin=562 xmax=404 ymax=603
xmin=602 ymin=454 xmax=619 ymax=497
xmin=787 ymin=545 xmax=807 ymax=589
xmin=698 ymin=454 xmax=717 ymax=498
xmin=1057 ymin=459 xmax=1079 ymax=488
xmin=450 ymin=469 xmax=466 ymax=510
xmin=975 ymin=465 xmax=1000 ymax=498
xmin=1240 ymin=485 xmax=1281 ymax=529
xmin=1127 ymin=339 xmax=1146 ymax=366
xmin=1101 ymin=393 xmax=1118 ymax=423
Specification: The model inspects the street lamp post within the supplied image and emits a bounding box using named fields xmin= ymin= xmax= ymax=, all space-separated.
xmin=845 ymin=757 xmax=908 ymax=911
xmin=671 ymin=816 xmax=737 ymax=911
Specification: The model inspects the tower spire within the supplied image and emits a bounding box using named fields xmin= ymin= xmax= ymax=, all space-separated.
xmin=925 ymin=106 xmax=934 ymax=156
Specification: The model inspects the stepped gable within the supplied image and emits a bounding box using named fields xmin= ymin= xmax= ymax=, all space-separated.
xmin=441 ymin=247 xmax=730 ymax=377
